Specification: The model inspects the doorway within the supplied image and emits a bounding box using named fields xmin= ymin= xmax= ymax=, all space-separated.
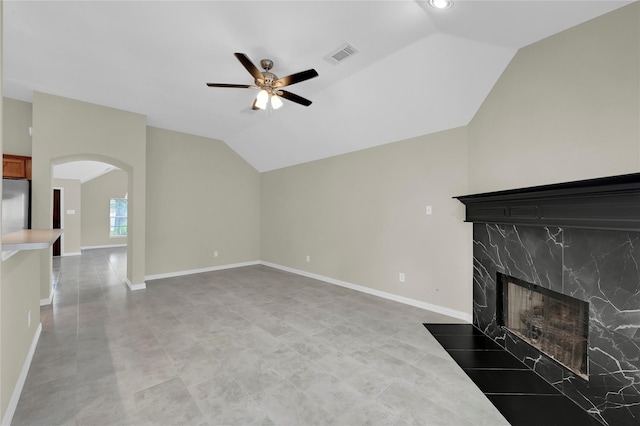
xmin=52 ymin=188 xmax=61 ymax=256
xmin=51 ymin=158 xmax=135 ymax=287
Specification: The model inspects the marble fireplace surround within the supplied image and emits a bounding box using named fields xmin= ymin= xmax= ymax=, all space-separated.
xmin=456 ymin=173 xmax=640 ymax=426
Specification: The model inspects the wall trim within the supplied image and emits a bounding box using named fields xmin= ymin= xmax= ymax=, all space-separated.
xmin=260 ymin=261 xmax=472 ymax=323
xmin=40 ymin=291 xmax=53 ymax=306
xmin=145 ymin=260 xmax=261 ymax=282
xmin=81 ymin=244 xmax=127 ymax=250
xmin=61 ymin=251 xmax=81 ymax=257
xmin=1 ymin=323 xmax=42 ymax=426
xmin=125 ymin=278 xmax=146 ymax=291
xmin=1 ymin=251 xmax=18 ymax=261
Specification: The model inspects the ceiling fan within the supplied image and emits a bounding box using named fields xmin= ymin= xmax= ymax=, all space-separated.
xmin=206 ymin=52 xmax=319 ymax=110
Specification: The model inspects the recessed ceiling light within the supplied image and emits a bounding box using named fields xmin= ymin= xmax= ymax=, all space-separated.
xmin=429 ymin=0 xmax=453 ymax=9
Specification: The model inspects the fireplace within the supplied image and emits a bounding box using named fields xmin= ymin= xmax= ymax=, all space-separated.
xmin=456 ymin=173 xmax=640 ymax=425
xmin=497 ymin=273 xmax=589 ymax=379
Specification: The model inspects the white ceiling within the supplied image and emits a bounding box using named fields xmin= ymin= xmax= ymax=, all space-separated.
xmin=4 ymin=0 xmax=633 ymax=175
xmin=53 ymin=161 xmax=118 ymax=183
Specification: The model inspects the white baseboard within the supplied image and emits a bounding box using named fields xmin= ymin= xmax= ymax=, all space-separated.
xmin=2 ymin=251 xmax=18 ymax=261
xmin=1 ymin=323 xmax=42 ymax=426
xmin=145 ymin=260 xmax=261 ymax=282
xmin=261 ymin=261 xmax=472 ymax=323
xmin=81 ymin=244 xmax=127 ymax=250
xmin=125 ymin=278 xmax=146 ymax=291
xmin=61 ymin=251 xmax=82 ymax=257
xmin=40 ymin=291 xmax=54 ymax=306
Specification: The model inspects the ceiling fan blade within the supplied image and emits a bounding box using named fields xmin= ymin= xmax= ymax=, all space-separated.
xmin=274 ymin=69 xmax=319 ymax=88
xmin=234 ymin=52 xmax=263 ymax=82
xmin=206 ymin=83 xmax=255 ymax=88
xmin=277 ymin=90 xmax=313 ymax=107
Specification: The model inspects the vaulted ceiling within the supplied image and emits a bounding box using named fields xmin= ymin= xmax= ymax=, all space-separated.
xmin=4 ymin=1 xmax=633 ymax=173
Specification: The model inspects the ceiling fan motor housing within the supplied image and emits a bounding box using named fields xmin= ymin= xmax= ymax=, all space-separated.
xmin=260 ymin=59 xmax=274 ymax=70
xmin=260 ymin=71 xmax=277 ymax=92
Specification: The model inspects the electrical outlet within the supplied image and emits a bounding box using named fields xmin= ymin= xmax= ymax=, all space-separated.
xmin=213 ymin=251 xmax=219 ymax=258
xmin=399 ymin=272 xmax=406 ymax=283
xmin=426 ymin=205 xmax=433 ymax=215
xmin=306 ymin=255 xmax=311 ymax=263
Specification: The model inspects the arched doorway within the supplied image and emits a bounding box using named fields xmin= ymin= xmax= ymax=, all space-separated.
xmin=52 ymin=160 xmax=125 ymax=257
xmin=47 ymin=155 xmax=141 ymax=293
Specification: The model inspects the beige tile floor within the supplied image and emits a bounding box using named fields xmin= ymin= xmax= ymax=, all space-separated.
xmin=12 ymin=247 xmax=508 ymax=425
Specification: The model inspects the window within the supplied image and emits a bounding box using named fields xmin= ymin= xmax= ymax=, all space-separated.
xmin=109 ymin=198 xmax=128 ymax=237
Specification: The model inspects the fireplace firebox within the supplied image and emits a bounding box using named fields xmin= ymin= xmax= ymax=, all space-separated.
xmin=497 ymin=273 xmax=589 ymax=379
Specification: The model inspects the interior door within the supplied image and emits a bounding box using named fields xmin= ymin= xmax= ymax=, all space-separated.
xmin=52 ymin=189 xmax=61 ymax=256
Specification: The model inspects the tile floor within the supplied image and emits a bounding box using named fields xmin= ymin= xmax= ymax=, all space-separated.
xmin=12 ymin=247 xmax=508 ymax=425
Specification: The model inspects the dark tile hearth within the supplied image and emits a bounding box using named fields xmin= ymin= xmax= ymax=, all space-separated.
xmin=485 ymin=394 xmax=602 ymax=426
xmin=424 ymin=323 xmax=603 ymax=426
xmin=428 ymin=334 xmax=503 ymax=350
xmin=464 ymin=369 xmax=558 ymax=395
xmin=447 ymin=349 xmax=528 ymax=370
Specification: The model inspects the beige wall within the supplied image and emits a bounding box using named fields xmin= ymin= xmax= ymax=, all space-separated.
xmin=31 ymin=92 xmax=147 ymax=298
xmin=145 ymin=127 xmax=260 ymax=277
xmin=468 ymin=2 xmax=640 ymax=193
xmin=262 ymin=127 xmax=472 ymax=315
xmin=52 ymin=178 xmax=81 ymax=255
xmin=3 ymin=98 xmax=31 ymax=157
xmin=81 ymin=170 xmax=128 ymax=248
xmin=0 ymin=250 xmax=40 ymax=419
xmin=260 ymin=3 xmax=639 ymax=317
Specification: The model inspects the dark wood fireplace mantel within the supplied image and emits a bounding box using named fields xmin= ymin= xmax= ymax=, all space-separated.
xmin=455 ymin=173 xmax=640 ymax=231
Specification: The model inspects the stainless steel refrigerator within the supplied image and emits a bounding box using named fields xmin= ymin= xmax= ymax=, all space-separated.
xmin=2 ymin=178 xmax=31 ymax=235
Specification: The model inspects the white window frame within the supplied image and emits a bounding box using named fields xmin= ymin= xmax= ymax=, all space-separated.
xmin=109 ymin=197 xmax=128 ymax=238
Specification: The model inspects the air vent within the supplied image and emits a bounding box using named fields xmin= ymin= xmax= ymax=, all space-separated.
xmin=325 ymin=43 xmax=359 ymax=64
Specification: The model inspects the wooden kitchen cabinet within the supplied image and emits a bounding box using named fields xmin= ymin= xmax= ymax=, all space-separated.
xmin=3 ymin=154 xmax=32 ymax=180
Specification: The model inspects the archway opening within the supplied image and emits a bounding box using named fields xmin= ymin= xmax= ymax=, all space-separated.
xmin=51 ymin=157 xmax=132 ymax=288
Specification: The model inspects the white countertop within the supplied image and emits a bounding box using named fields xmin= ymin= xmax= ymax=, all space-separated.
xmin=2 ymin=229 xmax=63 ymax=252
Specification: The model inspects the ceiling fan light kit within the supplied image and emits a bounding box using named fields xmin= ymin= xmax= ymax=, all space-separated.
xmin=253 ymin=90 xmax=282 ymax=111
xmin=255 ymin=89 xmax=269 ymax=109
xmin=207 ymin=52 xmax=318 ymax=111
xmin=270 ymin=94 xmax=283 ymax=110
xmin=429 ymin=0 xmax=453 ymax=10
